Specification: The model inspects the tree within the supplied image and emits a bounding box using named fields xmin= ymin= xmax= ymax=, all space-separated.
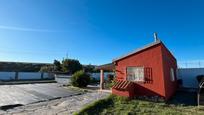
xmin=62 ymin=58 xmax=82 ymax=74
xmin=0 ymin=62 xmax=51 ymax=72
xmin=83 ymin=64 xmax=96 ymax=73
xmin=40 ymin=65 xmax=55 ymax=72
xmin=54 ymin=60 xmax=62 ymax=71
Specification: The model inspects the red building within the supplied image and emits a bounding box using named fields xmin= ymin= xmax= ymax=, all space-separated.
xmin=98 ymin=35 xmax=178 ymax=100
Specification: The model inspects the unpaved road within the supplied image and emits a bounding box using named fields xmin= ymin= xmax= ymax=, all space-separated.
xmin=0 ymin=83 xmax=79 ymax=107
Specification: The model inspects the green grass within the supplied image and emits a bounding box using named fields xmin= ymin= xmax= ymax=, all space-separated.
xmin=66 ymin=86 xmax=89 ymax=93
xmin=75 ymin=93 xmax=204 ymax=115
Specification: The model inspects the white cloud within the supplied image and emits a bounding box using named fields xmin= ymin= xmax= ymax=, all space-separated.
xmin=0 ymin=25 xmax=56 ymax=32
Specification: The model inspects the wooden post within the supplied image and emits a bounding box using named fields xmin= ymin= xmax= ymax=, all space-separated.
xmin=100 ymin=69 xmax=104 ymax=90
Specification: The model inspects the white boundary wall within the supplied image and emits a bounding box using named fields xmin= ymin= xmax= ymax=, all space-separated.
xmin=54 ymin=72 xmax=115 ymax=85
xmin=0 ymin=72 xmax=16 ymax=80
xmin=91 ymin=72 xmax=114 ymax=80
xmin=18 ymin=72 xmax=41 ymax=79
xmin=178 ymin=68 xmax=204 ymax=88
xmin=0 ymin=72 xmax=54 ymax=80
xmin=55 ymin=74 xmax=72 ymax=85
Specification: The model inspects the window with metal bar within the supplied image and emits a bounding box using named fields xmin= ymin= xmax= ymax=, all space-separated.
xmin=127 ymin=67 xmax=144 ymax=82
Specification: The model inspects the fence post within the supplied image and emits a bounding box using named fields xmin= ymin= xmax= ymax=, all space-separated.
xmin=41 ymin=72 xmax=44 ymax=79
xmin=15 ymin=72 xmax=18 ymax=80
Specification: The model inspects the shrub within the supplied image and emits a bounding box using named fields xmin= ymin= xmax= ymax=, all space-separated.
xmin=107 ymin=74 xmax=114 ymax=82
xmin=40 ymin=65 xmax=55 ymax=72
xmin=71 ymin=70 xmax=90 ymax=87
xmin=196 ymin=75 xmax=204 ymax=83
xmin=90 ymin=77 xmax=99 ymax=84
xmin=105 ymin=81 xmax=115 ymax=89
xmin=105 ymin=77 xmax=117 ymax=89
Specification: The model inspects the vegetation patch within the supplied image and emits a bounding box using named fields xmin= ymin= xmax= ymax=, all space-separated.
xmin=66 ymin=86 xmax=89 ymax=93
xmin=75 ymin=93 xmax=204 ymax=115
xmin=71 ymin=70 xmax=90 ymax=87
xmin=74 ymin=95 xmax=114 ymax=115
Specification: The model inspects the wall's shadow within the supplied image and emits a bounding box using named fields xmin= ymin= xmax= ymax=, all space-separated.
xmin=134 ymin=83 xmax=197 ymax=106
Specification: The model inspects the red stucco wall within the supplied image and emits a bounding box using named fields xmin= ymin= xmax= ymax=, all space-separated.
xmin=161 ymin=44 xmax=178 ymax=100
xmin=115 ymin=44 xmax=166 ymax=98
xmin=114 ymin=42 xmax=177 ymax=100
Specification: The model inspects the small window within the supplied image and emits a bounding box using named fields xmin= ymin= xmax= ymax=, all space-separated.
xmin=170 ymin=68 xmax=175 ymax=81
xmin=127 ymin=67 xmax=144 ymax=82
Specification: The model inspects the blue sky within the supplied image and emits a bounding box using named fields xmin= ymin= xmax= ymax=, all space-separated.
xmin=0 ymin=0 xmax=204 ymax=65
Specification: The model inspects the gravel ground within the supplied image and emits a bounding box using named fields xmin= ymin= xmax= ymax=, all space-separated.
xmin=0 ymin=91 xmax=110 ymax=115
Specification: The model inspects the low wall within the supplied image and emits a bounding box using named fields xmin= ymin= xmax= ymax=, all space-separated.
xmin=18 ymin=72 xmax=42 ymax=80
xmin=0 ymin=72 xmax=54 ymax=81
xmin=91 ymin=72 xmax=114 ymax=80
xmin=54 ymin=72 xmax=115 ymax=85
xmin=43 ymin=73 xmax=53 ymax=79
xmin=0 ymin=72 xmax=16 ymax=80
xmin=55 ymin=74 xmax=72 ymax=85
xmin=178 ymin=68 xmax=204 ymax=88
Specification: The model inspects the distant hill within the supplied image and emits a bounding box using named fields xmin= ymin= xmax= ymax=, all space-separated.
xmin=0 ymin=61 xmax=52 ymax=72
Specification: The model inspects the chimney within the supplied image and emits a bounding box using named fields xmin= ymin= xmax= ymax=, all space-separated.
xmin=154 ymin=32 xmax=159 ymax=42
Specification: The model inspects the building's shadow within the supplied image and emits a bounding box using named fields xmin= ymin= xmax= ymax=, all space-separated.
xmin=167 ymin=91 xmax=197 ymax=106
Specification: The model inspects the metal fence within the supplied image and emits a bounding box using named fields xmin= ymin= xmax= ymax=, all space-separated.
xmin=177 ymin=68 xmax=204 ymax=88
xmin=177 ymin=61 xmax=204 ymax=89
xmin=178 ymin=61 xmax=204 ymax=68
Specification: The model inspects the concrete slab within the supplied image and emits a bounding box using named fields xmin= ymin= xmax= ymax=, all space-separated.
xmin=0 ymin=83 xmax=79 ymax=107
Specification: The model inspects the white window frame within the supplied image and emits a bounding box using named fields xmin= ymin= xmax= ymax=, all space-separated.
xmin=126 ymin=66 xmax=144 ymax=82
xmin=170 ymin=68 xmax=175 ymax=81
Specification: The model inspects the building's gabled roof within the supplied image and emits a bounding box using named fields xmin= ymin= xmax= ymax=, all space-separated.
xmin=112 ymin=40 xmax=162 ymax=62
xmin=96 ymin=63 xmax=114 ymax=70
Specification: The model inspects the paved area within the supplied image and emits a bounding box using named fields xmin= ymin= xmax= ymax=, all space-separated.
xmin=0 ymin=91 xmax=110 ymax=115
xmin=0 ymin=83 xmax=79 ymax=107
